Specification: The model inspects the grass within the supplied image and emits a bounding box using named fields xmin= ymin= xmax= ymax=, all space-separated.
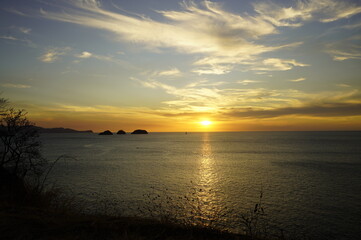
xmin=0 ymin=201 xmax=250 ymax=240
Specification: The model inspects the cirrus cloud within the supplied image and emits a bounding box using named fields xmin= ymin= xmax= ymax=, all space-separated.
xmin=39 ymin=47 xmax=71 ymax=63
xmin=35 ymin=0 xmax=305 ymax=74
xmin=253 ymin=0 xmax=361 ymax=27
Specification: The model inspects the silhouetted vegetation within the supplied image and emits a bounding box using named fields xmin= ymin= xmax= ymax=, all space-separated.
xmin=0 ymin=101 xmax=46 ymax=203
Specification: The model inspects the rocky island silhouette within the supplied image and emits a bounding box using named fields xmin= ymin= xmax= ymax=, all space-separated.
xmin=117 ymin=130 xmax=126 ymax=134
xmin=98 ymin=130 xmax=113 ymax=135
xmin=131 ymin=129 xmax=148 ymax=134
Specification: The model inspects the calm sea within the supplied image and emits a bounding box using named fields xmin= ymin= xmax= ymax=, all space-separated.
xmin=41 ymin=132 xmax=361 ymax=239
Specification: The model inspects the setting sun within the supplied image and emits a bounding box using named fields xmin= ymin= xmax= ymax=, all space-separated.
xmin=200 ymin=120 xmax=212 ymax=126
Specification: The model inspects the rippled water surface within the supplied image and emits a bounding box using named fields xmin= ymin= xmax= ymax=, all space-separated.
xmin=41 ymin=132 xmax=361 ymax=239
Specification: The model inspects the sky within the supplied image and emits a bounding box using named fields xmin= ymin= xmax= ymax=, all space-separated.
xmin=0 ymin=0 xmax=360 ymax=132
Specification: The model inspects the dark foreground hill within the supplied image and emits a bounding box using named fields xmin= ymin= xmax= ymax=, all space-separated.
xmin=0 ymin=204 xmax=248 ymax=240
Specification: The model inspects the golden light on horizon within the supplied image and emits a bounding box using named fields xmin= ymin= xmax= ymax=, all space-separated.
xmin=200 ymin=120 xmax=212 ymax=126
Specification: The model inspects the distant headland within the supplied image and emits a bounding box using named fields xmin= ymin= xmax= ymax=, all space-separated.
xmin=34 ymin=127 xmax=150 ymax=135
xmin=33 ymin=126 xmax=93 ymax=133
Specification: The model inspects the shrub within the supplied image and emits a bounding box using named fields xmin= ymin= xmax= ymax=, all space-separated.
xmin=0 ymin=98 xmax=47 ymax=204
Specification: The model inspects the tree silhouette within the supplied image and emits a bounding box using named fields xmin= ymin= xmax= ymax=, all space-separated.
xmin=0 ymin=97 xmax=46 ymax=185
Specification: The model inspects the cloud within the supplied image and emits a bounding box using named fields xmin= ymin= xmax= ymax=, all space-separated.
xmin=249 ymin=58 xmax=309 ymax=71
xmin=38 ymin=1 xmax=276 ymax=54
xmin=40 ymin=47 xmax=123 ymax=65
xmin=185 ymin=79 xmax=226 ymax=88
xmin=253 ymin=0 xmax=361 ymax=27
xmin=226 ymin=103 xmax=361 ymax=118
xmin=289 ymin=77 xmax=306 ymax=82
xmin=39 ymin=47 xmax=71 ymax=62
xmin=0 ymin=33 xmax=35 ymax=47
xmin=1 ymin=83 xmax=31 ymax=88
xmin=327 ymin=48 xmax=361 ymax=61
xmin=192 ymin=42 xmax=304 ymax=73
xmin=18 ymin=27 xmax=31 ymax=34
xmin=0 ymin=35 xmax=18 ymax=41
xmin=342 ymin=21 xmax=361 ymax=29
xmin=192 ymin=65 xmax=233 ymax=75
xmin=34 ymin=0 xmax=307 ymax=74
xmin=134 ymin=71 xmax=361 ymax=120
xmin=134 ymin=76 xmax=309 ymax=115
xmin=153 ymin=68 xmax=182 ymax=77
xmin=325 ymin=36 xmax=361 ymax=61
xmin=336 ymin=84 xmax=351 ymax=88
xmin=6 ymin=8 xmax=26 ymax=16
xmin=237 ymin=80 xmax=263 ymax=85
xmin=225 ymin=88 xmax=361 ymax=118
xmin=74 ymin=50 xmax=130 ymax=66
xmin=76 ymin=51 xmax=92 ymax=58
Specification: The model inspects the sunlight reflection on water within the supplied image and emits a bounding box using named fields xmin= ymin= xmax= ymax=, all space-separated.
xmin=195 ymin=133 xmax=219 ymax=226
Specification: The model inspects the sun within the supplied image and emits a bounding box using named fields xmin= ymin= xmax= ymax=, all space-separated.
xmin=200 ymin=120 xmax=212 ymax=126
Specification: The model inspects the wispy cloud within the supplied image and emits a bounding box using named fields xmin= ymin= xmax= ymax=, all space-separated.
xmin=336 ymin=84 xmax=351 ymax=88
xmin=237 ymin=80 xmax=263 ymax=85
xmin=0 ymin=31 xmax=35 ymax=47
xmin=37 ymin=1 xmax=276 ymax=53
xmin=18 ymin=27 xmax=31 ymax=34
xmin=253 ymin=0 xmax=361 ymax=27
xmin=224 ymin=88 xmax=361 ymax=119
xmin=134 ymin=72 xmax=361 ymax=119
xmin=39 ymin=47 xmax=71 ymax=63
xmin=249 ymin=58 xmax=309 ymax=71
xmin=1 ymin=83 xmax=31 ymax=89
xmin=192 ymin=65 xmax=233 ymax=75
xmin=203 ymin=89 xmax=360 ymax=118
xmin=152 ymin=68 xmax=182 ymax=77
xmin=289 ymin=77 xmax=306 ymax=82
xmin=0 ymin=35 xmax=18 ymax=41
xmin=0 ymin=35 xmax=33 ymax=45
xmin=6 ymin=8 xmax=26 ymax=16
xmin=76 ymin=51 xmax=92 ymax=58
xmin=326 ymin=36 xmax=361 ymax=61
xmin=35 ymin=0 xmax=306 ymax=74
xmin=192 ymin=42 xmax=304 ymax=73
xmin=74 ymin=50 xmax=129 ymax=66
xmin=226 ymin=103 xmax=361 ymax=118
xmin=185 ymin=79 xmax=226 ymax=88
xmin=342 ymin=21 xmax=361 ymax=29
xmin=135 ymin=78 xmax=294 ymax=113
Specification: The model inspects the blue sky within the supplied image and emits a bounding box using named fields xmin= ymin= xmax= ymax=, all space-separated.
xmin=1 ymin=0 xmax=360 ymax=131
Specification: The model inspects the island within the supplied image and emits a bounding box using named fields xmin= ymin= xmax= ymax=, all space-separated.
xmin=117 ymin=130 xmax=126 ymax=134
xmin=131 ymin=129 xmax=148 ymax=134
xmin=99 ymin=130 xmax=113 ymax=135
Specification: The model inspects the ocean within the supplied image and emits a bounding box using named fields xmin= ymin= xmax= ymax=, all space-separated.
xmin=41 ymin=131 xmax=361 ymax=239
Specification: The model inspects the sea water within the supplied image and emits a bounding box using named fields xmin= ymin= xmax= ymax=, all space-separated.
xmin=41 ymin=131 xmax=361 ymax=239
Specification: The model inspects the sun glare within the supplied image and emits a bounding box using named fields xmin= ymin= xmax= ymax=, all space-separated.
xmin=200 ymin=120 xmax=212 ymax=126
